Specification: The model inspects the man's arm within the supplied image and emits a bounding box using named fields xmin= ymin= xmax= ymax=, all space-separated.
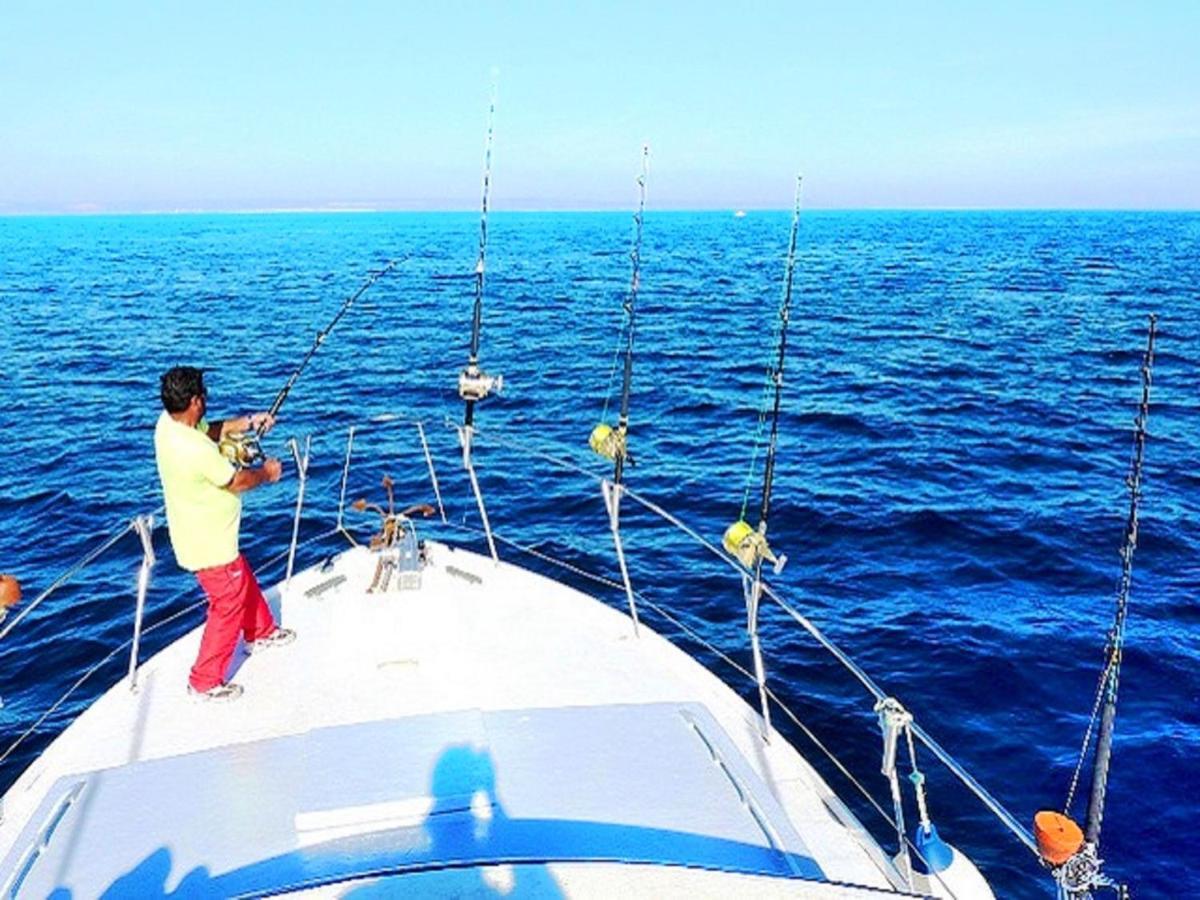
xmin=225 ymin=458 xmax=283 ymax=493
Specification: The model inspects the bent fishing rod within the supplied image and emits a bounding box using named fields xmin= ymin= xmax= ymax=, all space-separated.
xmin=219 ymin=258 xmax=401 ymax=467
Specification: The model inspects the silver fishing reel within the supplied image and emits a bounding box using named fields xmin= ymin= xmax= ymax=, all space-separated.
xmin=218 ymin=431 xmax=264 ymax=468
xmin=458 ymin=365 xmax=503 ymax=402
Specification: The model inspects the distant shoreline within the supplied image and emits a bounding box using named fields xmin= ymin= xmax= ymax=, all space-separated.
xmin=2 ymin=207 xmax=1197 ymax=218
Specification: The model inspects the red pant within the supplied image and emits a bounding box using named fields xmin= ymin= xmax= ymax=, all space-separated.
xmin=189 ymin=554 xmax=276 ymax=691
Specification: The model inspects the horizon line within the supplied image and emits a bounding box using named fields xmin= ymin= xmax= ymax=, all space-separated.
xmin=2 ymin=205 xmax=1198 ymax=218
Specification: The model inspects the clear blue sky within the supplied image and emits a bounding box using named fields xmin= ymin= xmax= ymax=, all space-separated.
xmin=2 ymin=1 xmax=1197 ymax=212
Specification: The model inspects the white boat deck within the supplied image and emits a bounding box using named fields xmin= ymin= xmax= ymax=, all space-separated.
xmin=0 ymin=538 xmax=913 ymax=897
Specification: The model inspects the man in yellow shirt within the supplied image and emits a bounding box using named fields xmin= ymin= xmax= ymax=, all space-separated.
xmin=155 ymin=366 xmax=295 ymax=701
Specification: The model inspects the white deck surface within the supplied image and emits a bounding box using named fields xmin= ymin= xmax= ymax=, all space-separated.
xmin=0 ymin=538 xmax=909 ymax=897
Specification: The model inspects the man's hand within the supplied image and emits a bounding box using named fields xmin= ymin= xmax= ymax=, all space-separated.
xmin=217 ymin=412 xmax=276 ymax=440
xmin=263 ymin=457 xmax=283 ymax=483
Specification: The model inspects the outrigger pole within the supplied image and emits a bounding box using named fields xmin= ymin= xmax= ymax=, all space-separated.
xmin=1036 ymin=314 xmax=1156 ymax=900
xmin=723 ymin=175 xmax=803 ymax=739
xmin=219 ymin=258 xmax=400 ymax=467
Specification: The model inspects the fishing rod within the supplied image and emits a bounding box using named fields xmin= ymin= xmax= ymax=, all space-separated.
xmin=218 ymin=258 xmax=400 ymax=467
xmin=457 ymin=85 xmax=503 ymax=450
xmin=1085 ymin=316 xmax=1156 ymax=850
xmin=720 ymin=176 xmax=803 ymax=741
xmin=723 ymin=175 xmax=803 ymax=574
xmin=1035 ymin=314 xmax=1156 ymax=900
xmin=590 ymin=145 xmax=650 ymax=483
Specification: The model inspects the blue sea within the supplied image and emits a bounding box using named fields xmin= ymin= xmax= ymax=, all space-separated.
xmin=0 ymin=211 xmax=1197 ymax=897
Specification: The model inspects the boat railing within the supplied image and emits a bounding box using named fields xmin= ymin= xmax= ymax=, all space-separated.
xmin=0 ymin=413 xmax=1039 ymax=892
xmin=458 ymin=423 xmax=1041 ymax=870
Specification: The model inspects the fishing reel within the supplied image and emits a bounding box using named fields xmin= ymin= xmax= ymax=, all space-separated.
xmin=218 ymin=431 xmax=265 ymax=468
xmin=589 ymin=423 xmax=625 ymax=461
xmin=722 ymin=520 xmax=787 ymax=574
xmin=458 ymin=364 xmax=503 ymax=402
xmin=588 ymin=422 xmax=637 ymax=467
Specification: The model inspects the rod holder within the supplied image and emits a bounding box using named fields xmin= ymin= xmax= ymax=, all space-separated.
xmin=127 ymin=514 xmax=156 ymax=692
xmin=336 ymin=426 xmax=356 ymax=533
xmin=286 ymin=436 xmax=312 ymax=589
xmin=417 ymin=421 xmax=447 ymax=523
xmin=745 ymin=571 xmax=772 ymax=741
xmin=875 ymin=697 xmax=915 ymax=889
xmin=458 ymin=425 xmax=498 ymax=563
xmin=602 ymin=479 xmax=640 ymax=638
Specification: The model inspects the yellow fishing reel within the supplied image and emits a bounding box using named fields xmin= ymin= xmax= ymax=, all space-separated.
xmin=589 ymin=423 xmax=627 ymax=461
xmin=218 ymin=431 xmax=264 ymax=468
xmin=723 ymin=520 xmax=787 ymax=573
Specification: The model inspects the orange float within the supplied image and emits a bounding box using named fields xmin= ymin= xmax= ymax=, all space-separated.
xmin=0 ymin=573 xmax=21 ymax=609
xmin=1034 ymin=810 xmax=1084 ymax=866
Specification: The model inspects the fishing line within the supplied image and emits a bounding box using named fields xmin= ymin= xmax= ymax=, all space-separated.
xmin=219 ymin=258 xmax=401 ymax=467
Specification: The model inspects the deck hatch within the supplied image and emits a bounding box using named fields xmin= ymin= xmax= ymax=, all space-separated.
xmin=3 ymin=702 xmax=824 ymax=896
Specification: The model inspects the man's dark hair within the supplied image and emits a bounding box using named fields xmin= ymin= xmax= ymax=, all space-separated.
xmin=160 ymin=366 xmax=206 ymax=413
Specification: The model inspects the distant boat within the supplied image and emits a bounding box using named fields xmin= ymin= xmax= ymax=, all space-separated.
xmin=734 ymin=209 xmax=747 ymax=218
